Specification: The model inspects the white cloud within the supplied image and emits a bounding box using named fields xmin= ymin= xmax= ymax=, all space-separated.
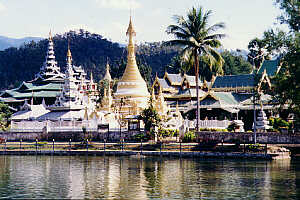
xmin=95 ymin=0 xmax=141 ymax=10
xmin=0 ymin=2 xmax=6 ymax=12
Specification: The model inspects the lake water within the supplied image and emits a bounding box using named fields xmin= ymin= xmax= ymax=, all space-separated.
xmin=0 ymin=155 xmax=298 ymax=199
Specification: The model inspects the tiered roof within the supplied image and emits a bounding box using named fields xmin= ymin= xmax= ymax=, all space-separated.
xmin=35 ymin=32 xmax=64 ymax=83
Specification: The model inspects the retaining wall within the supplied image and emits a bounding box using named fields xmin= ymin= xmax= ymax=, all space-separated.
xmin=197 ymin=132 xmax=300 ymax=144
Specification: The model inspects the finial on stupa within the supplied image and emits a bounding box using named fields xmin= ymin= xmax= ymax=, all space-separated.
xmin=49 ymin=30 xmax=53 ymax=41
xmin=66 ymin=41 xmax=72 ymax=67
xmin=126 ymin=15 xmax=136 ymax=37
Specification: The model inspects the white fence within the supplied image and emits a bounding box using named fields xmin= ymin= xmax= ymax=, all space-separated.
xmin=195 ymin=120 xmax=230 ymax=129
xmin=10 ymin=120 xmax=105 ymax=133
xmin=11 ymin=119 xmax=232 ymax=133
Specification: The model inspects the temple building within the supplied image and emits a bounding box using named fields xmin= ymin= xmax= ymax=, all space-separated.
xmin=0 ymin=32 xmax=97 ymax=110
xmin=113 ymin=17 xmax=150 ymax=115
xmin=152 ymin=59 xmax=281 ymax=130
xmin=0 ymin=33 xmax=64 ymax=107
xmin=10 ymin=41 xmax=103 ymax=133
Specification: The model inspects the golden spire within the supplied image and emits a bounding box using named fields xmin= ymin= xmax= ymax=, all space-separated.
xmin=84 ymin=107 xmax=88 ymax=120
xmin=66 ymin=41 xmax=72 ymax=66
xmin=120 ymin=17 xmax=145 ymax=83
xmin=151 ymin=88 xmax=156 ymax=101
xmin=114 ymin=15 xmax=150 ymax=100
xmin=126 ymin=16 xmax=136 ymax=37
xmin=49 ymin=30 xmax=53 ymax=41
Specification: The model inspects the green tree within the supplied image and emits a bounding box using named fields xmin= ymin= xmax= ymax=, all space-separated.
xmin=0 ymin=102 xmax=12 ymax=130
xmin=271 ymin=0 xmax=300 ymax=129
xmin=247 ymin=38 xmax=267 ymax=69
xmin=140 ymin=98 xmax=161 ymax=132
xmin=221 ymin=50 xmax=252 ymax=75
xmin=164 ymin=6 xmax=225 ymax=131
xmin=272 ymin=36 xmax=300 ymax=129
xmin=275 ymin=0 xmax=300 ymax=32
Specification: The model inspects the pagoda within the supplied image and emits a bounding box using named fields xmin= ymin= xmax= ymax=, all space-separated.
xmin=35 ymin=31 xmax=65 ymax=82
xmin=114 ymin=17 xmax=150 ymax=115
xmin=100 ymin=62 xmax=113 ymax=112
xmin=0 ymin=32 xmax=65 ymax=107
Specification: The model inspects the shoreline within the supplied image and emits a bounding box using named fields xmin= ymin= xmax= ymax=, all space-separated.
xmin=0 ymin=150 xmax=290 ymax=160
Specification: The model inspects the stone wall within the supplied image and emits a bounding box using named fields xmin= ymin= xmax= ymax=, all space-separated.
xmin=197 ymin=132 xmax=300 ymax=144
xmin=0 ymin=130 xmax=141 ymax=141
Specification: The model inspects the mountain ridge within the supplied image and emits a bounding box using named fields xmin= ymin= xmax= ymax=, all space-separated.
xmin=0 ymin=36 xmax=43 ymax=50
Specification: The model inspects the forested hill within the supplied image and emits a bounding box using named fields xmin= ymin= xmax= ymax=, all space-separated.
xmin=0 ymin=30 xmax=251 ymax=90
xmin=0 ymin=30 xmax=178 ymax=90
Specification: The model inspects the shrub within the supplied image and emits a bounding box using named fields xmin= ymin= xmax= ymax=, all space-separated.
xmin=227 ymin=122 xmax=239 ymax=132
xmin=131 ymin=133 xmax=151 ymax=141
xmin=158 ymin=129 xmax=178 ymax=138
xmin=269 ymin=117 xmax=292 ymax=132
xmin=182 ymin=131 xmax=195 ymax=143
xmin=199 ymin=128 xmax=228 ymax=132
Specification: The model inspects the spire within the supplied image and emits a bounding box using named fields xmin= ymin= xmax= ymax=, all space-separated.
xmin=84 ymin=107 xmax=88 ymax=120
xmin=114 ymin=15 xmax=150 ymax=102
xmin=66 ymin=41 xmax=72 ymax=67
xmin=103 ymin=61 xmax=112 ymax=82
xmin=120 ymin=16 xmax=145 ymax=83
xmin=151 ymin=88 xmax=156 ymax=101
xmin=126 ymin=16 xmax=136 ymax=37
xmin=90 ymin=72 xmax=94 ymax=83
xmin=49 ymin=30 xmax=53 ymax=42
xmin=35 ymin=30 xmax=64 ymax=82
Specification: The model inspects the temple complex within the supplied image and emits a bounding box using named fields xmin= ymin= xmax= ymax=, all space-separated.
xmin=1 ymin=15 xmax=284 ymax=137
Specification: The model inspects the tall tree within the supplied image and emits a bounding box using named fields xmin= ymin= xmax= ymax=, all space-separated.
xmin=273 ymin=0 xmax=300 ymax=129
xmin=276 ymin=0 xmax=300 ymax=32
xmin=164 ymin=6 xmax=225 ymax=131
xmin=221 ymin=51 xmax=252 ymax=75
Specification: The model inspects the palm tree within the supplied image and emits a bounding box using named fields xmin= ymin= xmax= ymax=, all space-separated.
xmin=164 ymin=6 xmax=225 ymax=132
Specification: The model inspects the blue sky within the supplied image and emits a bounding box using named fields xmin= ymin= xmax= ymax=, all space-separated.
xmin=0 ymin=0 xmax=287 ymax=50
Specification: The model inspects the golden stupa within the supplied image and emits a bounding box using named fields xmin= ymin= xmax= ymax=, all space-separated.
xmin=114 ymin=16 xmax=150 ymax=113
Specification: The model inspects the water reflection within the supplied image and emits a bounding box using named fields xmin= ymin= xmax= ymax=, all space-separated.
xmin=0 ymin=155 xmax=297 ymax=199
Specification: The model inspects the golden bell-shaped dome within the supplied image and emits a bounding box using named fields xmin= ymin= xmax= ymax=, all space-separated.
xmin=115 ymin=17 xmax=150 ymax=98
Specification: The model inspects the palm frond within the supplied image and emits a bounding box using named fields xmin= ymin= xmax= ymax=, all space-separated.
xmin=207 ymin=22 xmax=226 ymax=33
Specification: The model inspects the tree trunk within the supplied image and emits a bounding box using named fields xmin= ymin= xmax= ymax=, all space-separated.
xmin=194 ymin=49 xmax=200 ymax=132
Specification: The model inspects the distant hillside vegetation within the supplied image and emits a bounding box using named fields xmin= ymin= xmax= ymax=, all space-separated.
xmin=0 ymin=30 xmax=178 ymax=90
xmin=0 ymin=30 xmax=251 ymax=91
xmin=0 ymin=36 xmax=42 ymax=50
